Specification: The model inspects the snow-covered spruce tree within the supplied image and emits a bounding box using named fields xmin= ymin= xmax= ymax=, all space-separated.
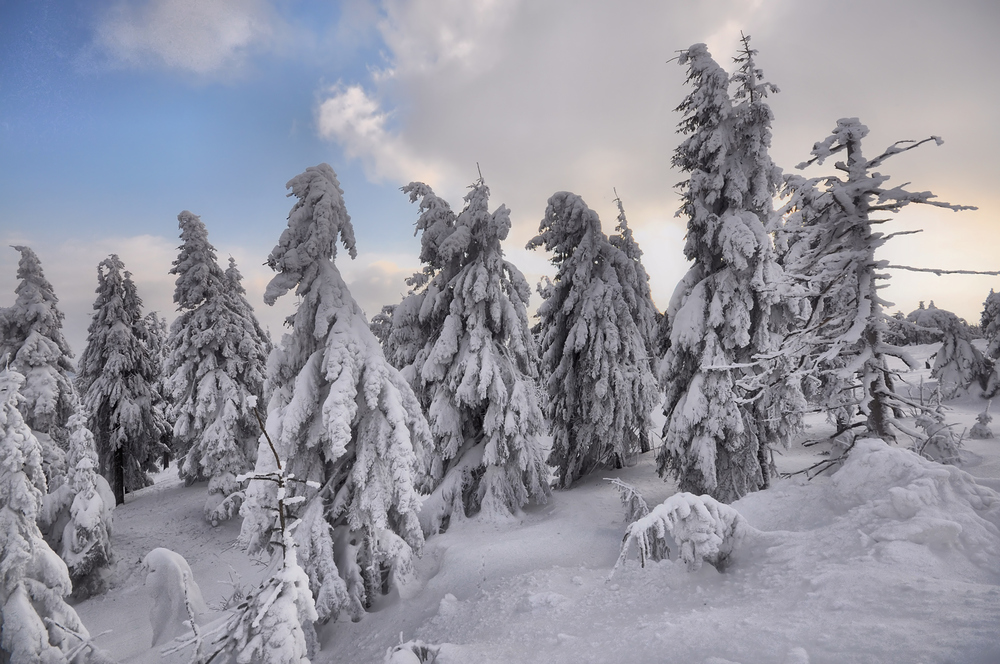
xmin=779 ymin=119 xmax=974 ymax=443
xmin=0 ymin=369 xmax=112 ymax=664
xmin=53 ymin=409 xmax=114 ymax=599
xmin=608 ymin=193 xmax=659 ymax=367
xmin=929 ymin=307 xmax=987 ymax=397
xmin=142 ymin=311 xmax=174 ymax=468
xmin=240 ymin=164 xmax=429 ymax=627
xmin=979 ymin=289 xmax=1000 ymax=397
xmin=386 ymin=178 xmax=550 ymax=531
xmin=76 ymin=255 xmax=168 ymax=505
xmin=164 ymin=211 xmax=270 ymax=523
xmin=0 ymin=246 xmax=78 ymax=489
xmin=528 ymin=192 xmax=658 ymax=487
xmin=657 ymin=41 xmax=793 ymax=503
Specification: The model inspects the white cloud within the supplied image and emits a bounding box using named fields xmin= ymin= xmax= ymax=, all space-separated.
xmin=316 ymin=83 xmax=452 ymax=188
xmin=91 ymin=0 xmax=280 ymax=74
xmin=376 ymin=0 xmax=520 ymax=77
xmin=306 ymin=0 xmax=1000 ymax=324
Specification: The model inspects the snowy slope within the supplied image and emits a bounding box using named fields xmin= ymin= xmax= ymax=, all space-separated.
xmin=73 ymin=343 xmax=1000 ymax=664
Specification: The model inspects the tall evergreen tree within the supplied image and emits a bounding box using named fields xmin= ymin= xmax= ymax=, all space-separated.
xmin=657 ymin=41 xmax=791 ymax=503
xmin=780 ymin=119 xmax=974 ymax=442
xmin=164 ymin=211 xmax=270 ymax=523
xmin=76 ymin=255 xmax=168 ymax=505
xmin=387 ymin=178 xmax=550 ymax=532
xmin=0 ymin=246 xmax=78 ymax=488
xmin=0 ymin=369 xmax=111 ymax=664
xmin=529 ymin=192 xmax=659 ymax=487
xmin=609 ymin=192 xmax=659 ymax=376
xmin=240 ymin=164 xmax=429 ymax=629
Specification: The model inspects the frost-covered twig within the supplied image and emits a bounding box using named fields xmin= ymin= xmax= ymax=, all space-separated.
xmin=43 ymin=618 xmax=113 ymax=663
xmin=606 ymin=478 xmax=651 ymax=523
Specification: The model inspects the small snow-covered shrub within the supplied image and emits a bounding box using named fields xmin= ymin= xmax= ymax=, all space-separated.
xmin=969 ymin=402 xmax=993 ymax=439
xmin=386 ymin=640 xmax=440 ymax=663
xmin=613 ymin=492 xmax=748 ymax=574
xmin=913 ymin=411 xmax=962 ymax=466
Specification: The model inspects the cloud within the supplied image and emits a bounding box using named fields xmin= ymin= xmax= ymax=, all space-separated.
xmin=316 ymin=83 xmax=449 ymax=186
xmin=376 ymin=0 xmax=521 ymax=77
xmin=309 ymin=0 xmax=1000 ymax=323
xmin=90 ymin=0 xmax=281 ymax=75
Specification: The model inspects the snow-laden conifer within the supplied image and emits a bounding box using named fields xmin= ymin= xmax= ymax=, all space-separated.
xmin=929 ymin=308 xmax=987 ymax=397
xmin=0 ymin=369 xmax=112 ymax=663
xmin=164 ymin=212 xmax=270 ymax=523
xmin=657 ymin=40 xmax=794 ymax=503
xmin=0 ymin=246 xmax=78 ymax=488
xmin=76 ymin=255 xmax=169 ymax=505
xmin=609 ymin=192 xmax=660 ymax=391
xmin=57 ymin=410 xmax=114 ymax=599
xmin=528 ymin=192 xmax=658 ymax=487
xmin=240 ymin=164 xmax=428 ymax=625
xmin=780 ymin=119 xmax=974 ymax=443
xmin=980 ymin=290 xmax=1000 ymax=397
xmin=387 ymin=178 xmax=550 ymax=531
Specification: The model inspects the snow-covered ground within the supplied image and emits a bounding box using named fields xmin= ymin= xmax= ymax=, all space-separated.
xmin=74 ymin=343 xmax=1000 ymax=663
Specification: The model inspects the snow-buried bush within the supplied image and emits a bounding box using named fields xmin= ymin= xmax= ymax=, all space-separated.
xmin=831 ymin=438 xmax=1000 ymax=566
xmin=613 ymin=492 xmax=750 ymax=573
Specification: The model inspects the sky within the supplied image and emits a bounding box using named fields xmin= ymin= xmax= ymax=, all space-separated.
xmin=1 ymin=0 xmax=999 ymax=357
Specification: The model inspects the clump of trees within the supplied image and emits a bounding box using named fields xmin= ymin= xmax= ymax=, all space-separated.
xmin=381 ymin=177 xmax=550 ymax=533
xmin=528 ymin=191 xmax=659 ymax=488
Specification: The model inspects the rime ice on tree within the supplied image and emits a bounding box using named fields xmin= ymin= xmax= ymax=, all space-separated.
xmin=164 ymin=211 xmax=270 ymax=523
xmin=658 ymin=40 xmax=797 ymax=503
xmin=240 ymin=164 xmax=428 ymax=627
xmin=76 ymin=255 xmax=169 ymax=505
xmin=780 ymin=119 xmax=974 ymax=444
xmin=528 ymin=192 xmax=658 ymax=487
xmin=386 ymin=177 xmax=550 ymax=532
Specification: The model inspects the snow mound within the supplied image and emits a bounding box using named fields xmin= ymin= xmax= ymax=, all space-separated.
xmin=143 ymin=548 xmax=208 ymax=646
xmin=832 ymin=438 xmax=1000 ymax=566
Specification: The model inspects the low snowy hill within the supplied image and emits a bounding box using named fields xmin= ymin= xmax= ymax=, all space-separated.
xmin=74 ymin=344 xmax=1000 ymax=664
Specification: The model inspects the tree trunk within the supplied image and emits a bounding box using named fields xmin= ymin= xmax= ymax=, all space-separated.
xmin=114 ymin=446 xmax=125 ymax=505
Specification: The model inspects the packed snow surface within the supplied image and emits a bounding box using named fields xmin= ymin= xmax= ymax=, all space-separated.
xmin=74 ymin=345 xmax=1000 ymax=663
